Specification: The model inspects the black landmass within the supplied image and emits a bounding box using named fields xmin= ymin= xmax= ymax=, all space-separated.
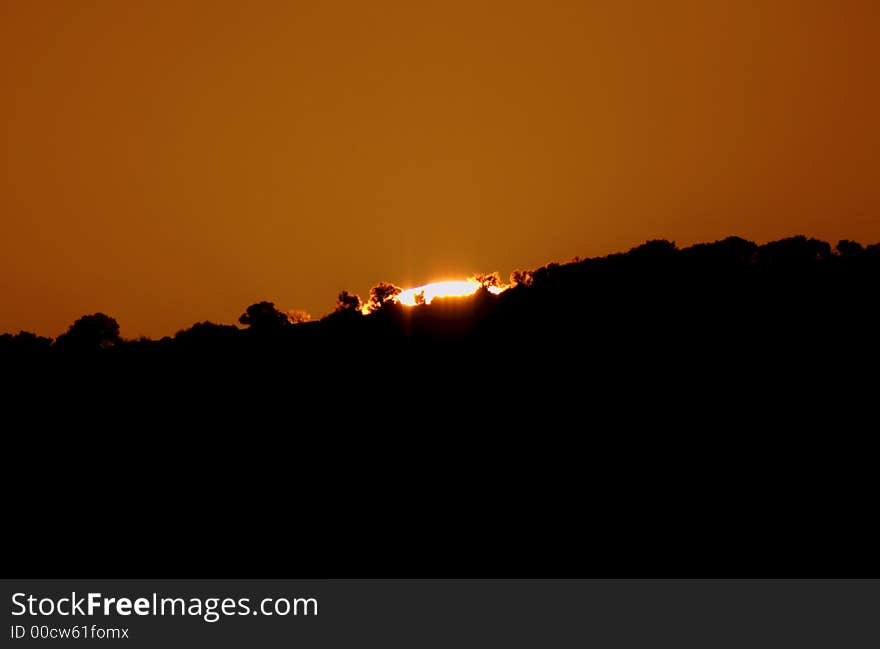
xmin=4 ymin=235 xmax=878 ymax=575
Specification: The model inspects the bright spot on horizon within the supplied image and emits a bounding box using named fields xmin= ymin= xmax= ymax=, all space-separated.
xmin=397 ymin=280 xmax=504 ymax=306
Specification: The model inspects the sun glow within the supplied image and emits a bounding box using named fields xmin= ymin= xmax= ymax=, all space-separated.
xmin=396 ymin=280 xmax=505 ymax=306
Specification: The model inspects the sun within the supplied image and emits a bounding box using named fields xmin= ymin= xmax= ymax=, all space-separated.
xmin=396 ymin=280 xmax=505 ymax=306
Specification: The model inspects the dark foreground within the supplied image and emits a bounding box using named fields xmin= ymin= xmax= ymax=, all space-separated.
xmin=4 ymin=235 xmax=878 ymax=574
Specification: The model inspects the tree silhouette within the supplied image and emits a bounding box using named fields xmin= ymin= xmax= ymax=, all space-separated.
xmin=680 ymin=236 xmax=757 ymax=265
xmin=368 ymin=282 xmax=401 ymax=312
xmin=239 ymin=301 xmax=290 ymax=330
xmin=628 ymin=239 xmax=678 ymax=261
xmin=837 ymin=239 xmax=864 ymax=257
xmin=473 ymin=272 xmax=501 ymax=289
xmin=510 ymin=269 xmax=533 ymax=286
xmin=336 ymin=290 xmax=362 ymax=313
xmin=757 ymin=235 xmax=832 ymax=265
xmin=54 ymin=313 xmax=120 ymax=351
xmin=0 ymin=331 xmax=52 ymax=355
xmin=174 ymin=321 xmax=240 ymax=348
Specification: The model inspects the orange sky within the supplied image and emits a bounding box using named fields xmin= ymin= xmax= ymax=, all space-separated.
xmin=2 ymin=1 xmax=879 ymax=338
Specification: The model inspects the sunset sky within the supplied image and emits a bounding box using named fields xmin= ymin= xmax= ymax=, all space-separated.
xmin=2 ymin=1 xmax=879 ymax=338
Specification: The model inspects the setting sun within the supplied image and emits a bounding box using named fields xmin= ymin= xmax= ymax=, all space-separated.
xmin=397 ymin=280 xmax=505 ymax=307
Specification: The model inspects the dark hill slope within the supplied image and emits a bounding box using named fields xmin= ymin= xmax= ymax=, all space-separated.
xmin=3 ymin=235 xmax=877 ymax=574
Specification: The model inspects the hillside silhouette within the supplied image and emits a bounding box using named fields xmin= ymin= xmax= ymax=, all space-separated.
xmin=5 ymin=232 xmax=878 ymax=436
xmin=5 ymin=234 xmax=878 ymax=574
xmin=5 ymin=234 xmax=878 ymax=367
xmin=5 ymin=234 xmax=879 ymax=398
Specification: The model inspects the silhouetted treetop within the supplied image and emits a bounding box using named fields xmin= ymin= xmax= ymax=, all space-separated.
xmin=336 ymin=290 xmax=362 ymax=313
xmin=0 ymin=331 xmax=53 ymax=355
xmin=239 ymin=301 xmax=290 ymax=330
xmin=368 ymin=282 xmax=401 ymax=312
xmin=680 ymin=236 xmax=758 ymax=265
xmin=837 ymin=239 xmax=864 ymax=257
xmin=756 ymin=235 xmax=832 ymax=265
xmin=54 ymin=313 xmax=120 ymax=351
xmin=627 ymin=239 xmax=678 ymax=260
xmin=473 ymin=272 xmax=501 ymax=288
xmin=510 ymin=269 xmax=533 ymax=287
xmin=174 ymin=321 xmax=240 ymax=348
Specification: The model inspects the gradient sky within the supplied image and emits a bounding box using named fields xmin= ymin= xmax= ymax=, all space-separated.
xmin=2 ymin=1 xmax=879 ymax=338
